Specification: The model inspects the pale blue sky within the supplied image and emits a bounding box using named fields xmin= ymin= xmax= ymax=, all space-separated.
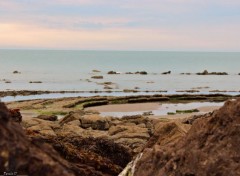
xmin=0 ymin=0 xmax=239 ymax=51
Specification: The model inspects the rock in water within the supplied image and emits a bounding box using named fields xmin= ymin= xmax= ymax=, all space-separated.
xmin=133 ymin=99 xmax=240 ymax=176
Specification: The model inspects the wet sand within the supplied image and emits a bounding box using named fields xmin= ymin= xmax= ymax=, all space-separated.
xmin=86 ymin=103 xmax=160 ymax=112
xmin=86 ymin=102 xmax=223 ymax=118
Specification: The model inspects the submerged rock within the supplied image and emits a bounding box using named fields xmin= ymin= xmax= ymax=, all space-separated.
xmin=91 ymin=75 xmax=104 ymax=79
xmin=92 ymin=69 xmax=101 ymax=72
xmin=29 ymin=81 xmax=42 ymax=83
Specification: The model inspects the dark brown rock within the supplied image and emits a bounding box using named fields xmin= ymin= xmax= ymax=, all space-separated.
xmin=29 ymin=81 xmax=42 ymax=83
xmin=108 ymin=71 xmax=118 ymax=74
xmin=0 ymin=102 xmax=75 ymax=176
xmin=135 ymin=71 xmax=148 ymax=75
xmin=0 ymin=102 xmax=133 ymax=176
xmin=91 ymin=76 xmax=103 ymax=79
xmin=36 ymin=114 xmax=58 ymax=121
xmin=9 ymin=108 xmax=22 ymax=122
xmin=197 ymin=70 xmax=228 ymax=75
xmin=134 ymin=99 xmax=240 ymax=176
xmin=13 ymin=70 xmax=21 ymax=74
xmin=162 ymin=71 xmax=171 ymax=75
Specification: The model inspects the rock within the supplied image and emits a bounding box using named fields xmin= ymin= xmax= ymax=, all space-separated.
xmin=13 ymin=70 xmax=21 ymax=74
xmin=92 ymin=69 xmax=101 ymax=72
xmin=181 ymin=72 xmax=191 ymax=75
xmin=176 ymin=90 xmax=200 ymax=93
xmin=29 ymin=81 xmax=42 ymax=83
xmin=107 ymin=115 xmax=154 ymax=154
xmin=108 ymin=71 xmax=119 ymax=74
xmin=127 ymin=97 xmax=169 ymax=103
xmin=23 ymin=118 xmax=60 ymax=137
xmin=182 ymin=112 xmax=213 ymax=125
xmin=142 ymin=111 xmax=153 ymax=116
xmin=0 ymin=102 xmax=75 ymax=176
xmin=80 ymin=114 xmax=110 ymax=130
xmin=91 ymin=75 xmax=103 ymax=79
xmin=104 ymin=85 xmax=113 ymax=89
xmin=36 ymin=114 xmax=58 ymax=121
xmin=59 ymin=111 xmax=84 ymax=125
xmin=162 ymin=71 xmax=171 ymax=75
xmin=9 ymin=108 xmax=22 ymax=122
xmin=197 ymin=70 xmax=228 ymax=75
xmin=133 ymin=99 xmax=240 ymax=176
xmin=0 ymin=102 xmax=133 ymax=176
xmin=123 ymin=89 xmax=139 ymax=93
xmin=135 ymin=71 xmax=148 ymax=75
xmin=108 ymin=124 xmax=150 ymax=154
xmin=125 ymin=72 xmax=134 ymax=74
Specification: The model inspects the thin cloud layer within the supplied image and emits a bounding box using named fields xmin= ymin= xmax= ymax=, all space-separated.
xmin=0 ymin=0 xmax=239 ymax=50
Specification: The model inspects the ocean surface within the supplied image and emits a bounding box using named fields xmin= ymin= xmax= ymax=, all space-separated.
xmin=1 ymin=50 xmax=240 ymax=95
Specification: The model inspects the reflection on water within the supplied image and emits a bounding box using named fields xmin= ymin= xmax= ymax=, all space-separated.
xmin=100 ymin=102 xmax=224 ymax=117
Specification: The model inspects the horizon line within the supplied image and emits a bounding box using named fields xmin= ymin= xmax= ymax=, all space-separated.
xmin=0 ymin=48 xmax=240 ymax=53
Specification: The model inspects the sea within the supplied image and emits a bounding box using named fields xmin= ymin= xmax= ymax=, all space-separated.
xmin=1 ymin=50 xmax=240 ymax=101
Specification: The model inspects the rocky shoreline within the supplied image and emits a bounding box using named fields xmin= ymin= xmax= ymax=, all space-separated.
xmin=0 ymin=89 xmax=240 ymax=97
xmin=0 ymin=94 xmax=239 ymax=176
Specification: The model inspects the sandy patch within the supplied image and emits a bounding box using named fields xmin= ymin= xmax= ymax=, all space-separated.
xmin=86 ymin=103 xmax=160 ymax=112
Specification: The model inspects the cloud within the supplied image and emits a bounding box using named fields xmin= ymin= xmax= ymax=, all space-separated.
xmin=0 ymin=0 xmax=239 ymax=50
xmin=0 ymin=22 xmax=239 ymax=51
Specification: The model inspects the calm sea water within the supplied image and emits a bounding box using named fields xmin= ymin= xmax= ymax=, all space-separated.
xmin=0 ymin=50 xmax=240 ymax=93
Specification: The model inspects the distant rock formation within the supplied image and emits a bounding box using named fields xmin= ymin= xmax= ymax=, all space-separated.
xmin=162 ymin=71 xmax=171 ymax=75
xmin=196 ymin=70 xmax=228 ymax=75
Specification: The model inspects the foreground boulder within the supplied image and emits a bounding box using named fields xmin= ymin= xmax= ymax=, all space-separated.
xmin=132 ymin=99 xmax=240 ymax=176
xmin=0 ymin=102 xmax=74 ymax=176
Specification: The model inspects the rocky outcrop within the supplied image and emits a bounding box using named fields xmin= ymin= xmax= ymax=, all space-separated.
xmin=196 ymin=70 xmax=228 ymax=75
xmin=23 ymin=111 xmax=155 ymax=155
xmin=0 ymin=102 xmax=133 ymax=176
xmin=135 ymin=71 xmax=148 ymax=75
xmin=108 ymin=71 xmax=119 ymax=74
xmin=0 ymin=102 xmax=74 ymax=176
xmin=133 ymin=99 xmax=240 ymax=176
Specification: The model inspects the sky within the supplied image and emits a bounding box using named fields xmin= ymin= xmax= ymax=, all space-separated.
xmin=0 ymin=0 xmax=240 ymax=51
